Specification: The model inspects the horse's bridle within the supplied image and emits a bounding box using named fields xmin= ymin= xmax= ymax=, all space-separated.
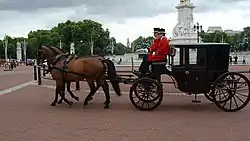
xmin=37 ymin=48 xmax=64 ymax=66
xmin=37 ymin=49 xmax=48 ymax=65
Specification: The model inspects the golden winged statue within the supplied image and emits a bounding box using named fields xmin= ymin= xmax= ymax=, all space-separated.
xmin=180 ymin=0 xmax=189 ymax=4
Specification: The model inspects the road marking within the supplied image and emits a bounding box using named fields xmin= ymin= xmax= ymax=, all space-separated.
xmin=32 ymin=83 xmax=206 ymax=97
xmin=0 ymin=81 xmax=35 ymax=96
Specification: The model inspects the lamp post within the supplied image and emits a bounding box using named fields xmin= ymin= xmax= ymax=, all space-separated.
xmin=23 ymin=39 xmax=27 ymax=64
xmin=194 ymin=22 xmax=202 ymax=43
xmin=243 ymin=34 xmax=248 ymax=51
xmin=4 ymin=35 xmax=8 ymax=61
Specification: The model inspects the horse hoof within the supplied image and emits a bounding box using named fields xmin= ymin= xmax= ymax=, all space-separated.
xmin=83 ymin=102 xmax=88 ymax=107
xmin=104 ymin=105 xmax=110 ymax=109
xmin=58 ymin=100 xmax=63 ymax=104
xmin=50 ymin=102 xmax=56 ymax=106
xmin=89 ymin=97 xmax=93 ymax=101
xmin=75 ymin=97 xmax=79 ymax=101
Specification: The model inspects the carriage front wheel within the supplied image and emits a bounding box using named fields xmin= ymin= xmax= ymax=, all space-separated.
xmin=212 ymin=72 xmax=250 ymax=112
xmin=129 ymin=77 xmax=163 ymax=111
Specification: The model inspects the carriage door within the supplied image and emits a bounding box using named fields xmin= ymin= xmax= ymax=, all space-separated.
xmin=185 ymin=47 xmax=208 ymax=93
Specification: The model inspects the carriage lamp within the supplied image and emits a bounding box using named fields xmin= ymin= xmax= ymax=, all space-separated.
xmin=194 ymin=22 xmax=202 ymax=43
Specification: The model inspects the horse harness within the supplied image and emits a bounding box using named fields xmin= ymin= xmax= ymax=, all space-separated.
xmin=48 ymin=53 xmax=106 ymax=78
xmin=50 ymin=54 xmax=76 ymax=77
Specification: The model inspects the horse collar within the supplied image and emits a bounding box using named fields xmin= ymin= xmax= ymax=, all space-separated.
xmin=51 ymin=54 xmax=63 ymax=65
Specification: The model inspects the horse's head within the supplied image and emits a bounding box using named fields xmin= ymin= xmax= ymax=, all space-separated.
xmin=36 ymin=47 xmax=47 ymax=65
xmin=36 ymin=46 xmax=58 ymax=65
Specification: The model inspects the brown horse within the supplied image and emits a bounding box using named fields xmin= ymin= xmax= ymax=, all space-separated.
xmin=37 ymin=45 xmax=121 ymax=109
xmin=49 ymin=46 xmax=105 ymax=104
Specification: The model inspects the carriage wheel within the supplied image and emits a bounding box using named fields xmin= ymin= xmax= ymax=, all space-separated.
xmin=204 ymin=89 xmax=229 ymax=103
xmin=129 ymin=77 xmax=163 ymax=111
xmin=212 ymin=72 xmax=250 ymax=112
xmin=204 ymin=91 xmax=214 ymax=102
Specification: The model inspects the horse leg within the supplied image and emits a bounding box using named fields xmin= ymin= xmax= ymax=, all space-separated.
xmin=58 ymin=81 xmax=65 ymax=104
xmin=58 ymin=81 xmax=79 ymax=104
xmin=52 ymin=81 xmax=72 ymax=106
xmin=51 ymin=82 xmax=61 ymax=106
xmin=83 ymin=80 xmax=101 ymax=107
xmin=66 ymin=81 xmax=79 ymax=101
xmin=60 ymin=86 xmax=74 ymax=106
xmin=97 ymin=78 xmax=110 ymax=109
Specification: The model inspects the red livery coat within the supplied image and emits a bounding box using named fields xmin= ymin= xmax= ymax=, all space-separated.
xmin=148 ymin=36 xmax=170 ymax=61
xmin=148 ymin=38 xmax=160 ymax=59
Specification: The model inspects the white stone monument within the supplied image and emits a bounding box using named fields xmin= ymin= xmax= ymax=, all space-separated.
xmin=23 ymin=39 xmax=27 ymax=63
xmin=70 ymin=42 xmax=75 ymax=54
xmin=171 ymin=0 xmax=198 ymax=44
xmin=16 ymin=42 xmax=22 ymax=61
xmin=4 ymin=36 xmax=8 ymax=61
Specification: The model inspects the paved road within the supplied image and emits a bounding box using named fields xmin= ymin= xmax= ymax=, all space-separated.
xmin=0 ymin=66 xmax=34 ymax=90
xmin=0 ymin=85 xmax=249 ymax=141
xmin=0 ymin=65 xmax=250 ymax=141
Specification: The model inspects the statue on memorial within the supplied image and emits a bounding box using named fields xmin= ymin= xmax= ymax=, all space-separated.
xmin=180 ymin=0 xmax=190 ymax=4
xmin=70 ymin=42 xmax=75 ymax=54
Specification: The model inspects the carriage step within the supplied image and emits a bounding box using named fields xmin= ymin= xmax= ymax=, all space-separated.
xmin=192 ymin=94 xmax=201 ymax=103
xmin=192 ymin=100 xmax=201 ymax=103
xmin=123 ymin=78 xmax=134 ymax=84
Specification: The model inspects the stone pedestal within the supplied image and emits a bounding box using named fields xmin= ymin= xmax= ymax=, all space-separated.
xmin=16 ymin=42 xmax=22 ymax=61
xmin=171 ymin=0 xmax=198 ymax=44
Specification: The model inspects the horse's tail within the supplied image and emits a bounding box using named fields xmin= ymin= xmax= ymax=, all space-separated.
xmin=103 ymin=59 xmax=121 ymax=96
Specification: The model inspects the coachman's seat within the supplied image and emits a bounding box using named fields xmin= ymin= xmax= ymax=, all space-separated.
xmin=148 ymin=46 xmax=176 ymax=78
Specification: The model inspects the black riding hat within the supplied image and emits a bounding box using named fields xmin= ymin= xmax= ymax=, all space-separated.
xmin=153 ymin=27 xmax=160 ymax=33
xmin=158 ymin=28 xmax=166 ymax=34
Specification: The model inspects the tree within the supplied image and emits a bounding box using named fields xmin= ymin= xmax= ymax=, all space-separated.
xmin=131 ymin=36 xmax=154 ymax=51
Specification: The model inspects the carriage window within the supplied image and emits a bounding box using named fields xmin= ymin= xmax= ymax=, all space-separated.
xmin=173 ymin=48 xmax=180 ymax=65
xmin=188 ymin=48 xmax=206 ymax=67
xmin=189 ymin=48 xmax=197 ymax=64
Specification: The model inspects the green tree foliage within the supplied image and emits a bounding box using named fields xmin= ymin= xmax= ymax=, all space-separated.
xmin=200 ymin=27 xmax=250 ymax=52
xmin=131 ymin=36 xmax=154 ymax=51
xmin=2 ymin=22 xmax=250 ymax=59
xmin=0 ymin=19 xmax=130 ymax=59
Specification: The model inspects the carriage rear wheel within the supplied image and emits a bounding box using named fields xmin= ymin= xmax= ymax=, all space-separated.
xmin=212 ymin=72 xmax=250 ymax=112
xmin=204 ymin=91 xmax=214 ymax=102
xmin=204 ymin=90 xmax=229 ymax=104
xmin=129 ymin=77 xmax=163 ymax=111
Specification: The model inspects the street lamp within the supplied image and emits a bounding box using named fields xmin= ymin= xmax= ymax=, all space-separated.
xmin=194 ymin=22 xmax=202 ymax=43
xmin=243 ymin=34 xmax=248 ymax=51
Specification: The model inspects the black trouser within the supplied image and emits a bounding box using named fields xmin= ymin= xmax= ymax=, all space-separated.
xmin=139 ymin=54 xmax=152 ymax=74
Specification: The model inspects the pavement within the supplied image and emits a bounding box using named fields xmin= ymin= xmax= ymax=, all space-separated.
xmin=0 ymin=65 xmax=250 ymax=141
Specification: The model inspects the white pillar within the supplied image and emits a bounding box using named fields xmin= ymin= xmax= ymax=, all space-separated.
xmin=59 ymin=40 xmax=62 ymax=49
xmin=23 ymin=39 xmax=27 ymax=62
xmin=90 ymin=37 xmax=94 ymax=55
xmin=4 ymin=36 xmax=8 ymax=61
xmin=111 ymin=39 xmax=114 ymax=54
xmin=16 ymin=42 xmax=22 ymax=61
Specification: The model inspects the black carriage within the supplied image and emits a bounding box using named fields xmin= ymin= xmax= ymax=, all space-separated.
xmin=128 ymin=43 xmax=250 ymax=112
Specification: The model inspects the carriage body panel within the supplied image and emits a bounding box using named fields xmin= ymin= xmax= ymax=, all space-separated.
xmin=169 ymin=43 xmax=230 ymax=93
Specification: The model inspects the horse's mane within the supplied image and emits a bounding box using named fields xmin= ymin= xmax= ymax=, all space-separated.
xmin=48 ymin=46 xmax=61 ymax=55
xmin=51 ymin=46 xmax=65 ymax=54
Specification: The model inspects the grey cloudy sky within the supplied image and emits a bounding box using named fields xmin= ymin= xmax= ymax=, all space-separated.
xmin=0 ymin=0 xmax=249 ymax=44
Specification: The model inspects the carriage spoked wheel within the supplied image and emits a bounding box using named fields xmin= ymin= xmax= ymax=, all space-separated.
xmin=204 ymin=90 xmax=214 ymax=102
xmin=212 ymin=72 xmax=250 ymax=112
xmin=129 ymin=77 xmax=163 ymax=111
xmin=204 ymin=89 xmax=228 ymax=104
